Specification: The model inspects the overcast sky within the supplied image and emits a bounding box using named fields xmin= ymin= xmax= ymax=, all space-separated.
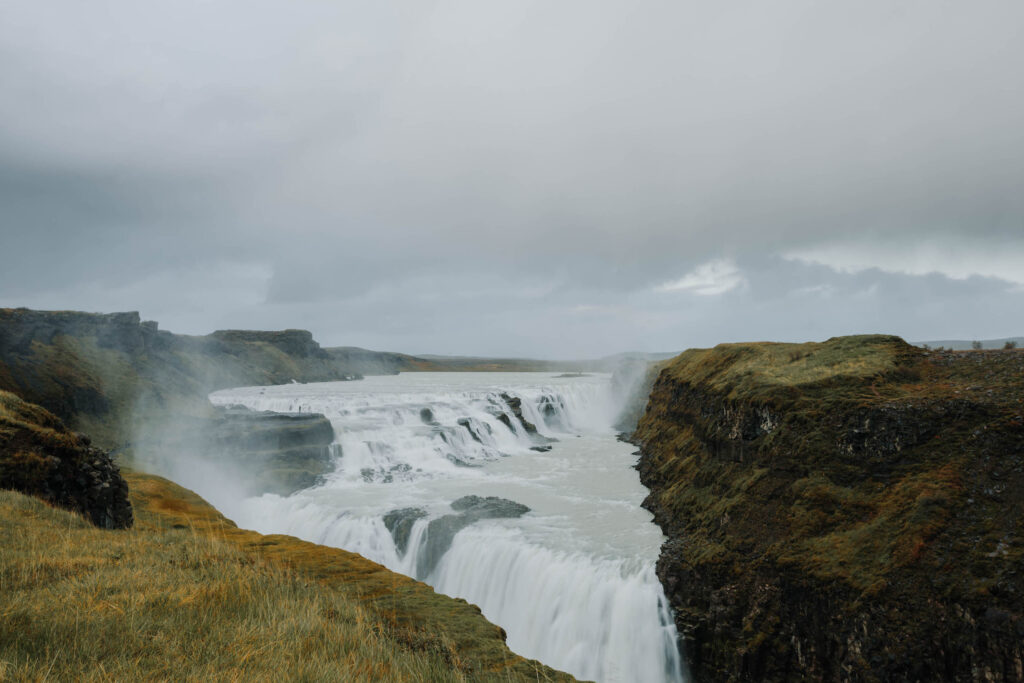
xmin=2 ymin=1 xmax=1022 ymax=358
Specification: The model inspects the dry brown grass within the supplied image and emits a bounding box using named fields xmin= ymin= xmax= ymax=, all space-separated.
xmin=0 ymin=472 xmax=573 ymax=682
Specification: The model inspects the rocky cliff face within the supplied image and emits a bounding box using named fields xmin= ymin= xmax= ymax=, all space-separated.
xmin=0 ymin=308 xmax=364 ymax=447
xmin=150 ymin=405 xmax=338 ymax=496
xmin=634 ymin=335 xmax=1024 ymax=682
xmin=0 ymin=390 xmax=132 ymax=528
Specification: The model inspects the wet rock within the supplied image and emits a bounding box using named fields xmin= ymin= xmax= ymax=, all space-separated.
xmin=445 ymin=453 xmax=481 ymax=468
xmin=415 ymin=495 xmax=531 ymax=578
xmin=537 ymin=394 xmax=566 ymax=431
xmin=450 ymin=495 xmax=530 ymax=517
xmin=457 ymin=418 xmax=492 ymax=444
xmin=0 ymin=391 xmax=132 ymax=529
xmin=383 ymin=507 xmax=428 ymax=555
xmin=189 ymin=405 xmax=337 ymax=496
xmin=499 ymin=393 xmax=538 ymax=434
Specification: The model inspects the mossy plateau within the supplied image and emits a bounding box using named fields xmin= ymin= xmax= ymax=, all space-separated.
xmin=634 ymin=335 xmax=1024 ymax=681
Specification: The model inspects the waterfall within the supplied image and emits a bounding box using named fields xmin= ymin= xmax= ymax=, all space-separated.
xmin=210 ymin=372 xmax=685 ymax=683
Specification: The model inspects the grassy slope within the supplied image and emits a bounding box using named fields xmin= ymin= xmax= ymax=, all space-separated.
xmin=634 ymin=335 xmax=1024 ymax=679
xmin=0 ymin=471 xmax=574 ymax=682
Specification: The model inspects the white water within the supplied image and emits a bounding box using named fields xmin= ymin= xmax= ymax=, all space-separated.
xmin=207 ymin=372 xmax=684 ymax=683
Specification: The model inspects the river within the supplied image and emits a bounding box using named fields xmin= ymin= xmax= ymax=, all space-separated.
xmin=207 ymin=372 xmax=684 ymax=683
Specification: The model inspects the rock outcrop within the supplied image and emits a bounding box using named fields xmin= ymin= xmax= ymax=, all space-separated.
xmin=410 ymin=495 xmax=531 ymax=577
xmin=634 ymin=336 xmax=1024 ymax=681
xmin=140 ymin=405 xmax=338 ymax=496
xmin=0 ymin=307 xmax=367 ymax=447
xmin=0 ymin=390 xmax=132 ymax=528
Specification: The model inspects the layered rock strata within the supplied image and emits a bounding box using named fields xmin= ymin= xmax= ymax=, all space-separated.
xmin=634 ymin=336 xmax=1024 ymax=681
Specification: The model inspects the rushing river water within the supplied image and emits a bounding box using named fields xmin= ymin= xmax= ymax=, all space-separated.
xmin=207 ymin=372 xmax=684 ymax=683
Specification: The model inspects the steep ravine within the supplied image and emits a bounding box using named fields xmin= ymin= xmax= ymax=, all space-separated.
xmin=633 ymin=335 xmax=1024 ymax=681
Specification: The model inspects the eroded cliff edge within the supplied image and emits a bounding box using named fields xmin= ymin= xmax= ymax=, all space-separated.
xmin=633 ymin=335 xmax=1023 ymax=681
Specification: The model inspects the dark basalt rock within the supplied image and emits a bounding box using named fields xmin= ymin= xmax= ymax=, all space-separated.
xmin=0 ymin=391 xmax=132 ymax=529
xmin=493 ymin=394 xmax=556 ymax=447
xmin=145 ymin=405 xmax=338 ymax=496
xmin=457 ymin=417 xmax=492 ymax=444
xmin=450 ymin=495 xmax=530 ymax=517
xmin=383 ymin=507 xmax=428 ymax=555
xmin=415 ymin=495 xmax=531 ymax=578
xmin=633 ymin=337 xmax=1024 ymax=682
xmin=499 ymin=393 xmax=538 ymax=434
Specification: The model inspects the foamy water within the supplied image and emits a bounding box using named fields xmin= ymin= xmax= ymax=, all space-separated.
xmin=202 ymin=373 xmax=684 ymax=682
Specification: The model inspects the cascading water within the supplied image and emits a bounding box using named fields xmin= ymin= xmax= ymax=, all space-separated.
xmin=207 ymin=372 xmax=685 ymax=683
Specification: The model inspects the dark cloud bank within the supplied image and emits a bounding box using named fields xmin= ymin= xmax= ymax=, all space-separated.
xmin=2 ymin=1 xmax=1022 ymax=357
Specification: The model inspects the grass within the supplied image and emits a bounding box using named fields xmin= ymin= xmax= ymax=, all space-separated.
xmin=0 ymin=472 xmax=573 ymax=682
xmin=660 ymin=334 xmax=910 ymax=399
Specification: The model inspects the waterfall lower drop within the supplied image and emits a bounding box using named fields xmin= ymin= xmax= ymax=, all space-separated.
xmin=210 ymin=372 xmax=685 ymax=683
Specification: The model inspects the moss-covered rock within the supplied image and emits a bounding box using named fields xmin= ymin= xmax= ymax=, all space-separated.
xmin=634 ymin=336 xmax=1024 ymax=681
xmin=0 ymin=390 xmax=132 ymax=529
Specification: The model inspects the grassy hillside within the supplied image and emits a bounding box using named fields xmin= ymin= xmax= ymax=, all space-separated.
xmin=0 ymin=470 xmax=574 ymax=682
xmin=634 ymin=335 xmax=1024 ymax=681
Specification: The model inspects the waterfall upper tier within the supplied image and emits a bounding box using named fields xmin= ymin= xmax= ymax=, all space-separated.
xmin=208 ymin=372 xmax=685 ymax=683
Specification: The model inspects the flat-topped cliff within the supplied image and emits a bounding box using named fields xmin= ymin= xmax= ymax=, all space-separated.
xmin=0 ymin=308 xmax=365 ymax=446
xmin=634 ymin=335 xmax=1023 ymax=681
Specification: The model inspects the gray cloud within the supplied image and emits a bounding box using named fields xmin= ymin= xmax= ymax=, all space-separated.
xmin=1 ymin=1 xmax=1022 ymax=356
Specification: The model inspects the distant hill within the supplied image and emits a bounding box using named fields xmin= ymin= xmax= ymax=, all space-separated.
xmin=914 ymin=336 xmax=1024 ymax=350
xmin=399 ymin=350 xmax=680 ymax=373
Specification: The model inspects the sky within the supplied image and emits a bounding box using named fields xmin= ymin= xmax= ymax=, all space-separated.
xmin=1 ymin=1 xmax=1023 ymax=358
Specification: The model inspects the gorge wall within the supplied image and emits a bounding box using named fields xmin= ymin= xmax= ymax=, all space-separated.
xmin=0 ymin=308 xmax=369 ymax=445
xmin=0 ymin=389 xmax=132 ymax=529
xmin=634 ymin=335 xmax=1024 ymax=681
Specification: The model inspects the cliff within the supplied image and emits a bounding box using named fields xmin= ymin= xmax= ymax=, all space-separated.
xmin=0 ymin=308 xmax=366 ymax=447
xmin=0 ymin=389 xmax=132 ymax=529
xmin=143 ymin=405 xmax=338 ymax=496
xmin=634 ymin=335 xmax=1023 ymax=681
